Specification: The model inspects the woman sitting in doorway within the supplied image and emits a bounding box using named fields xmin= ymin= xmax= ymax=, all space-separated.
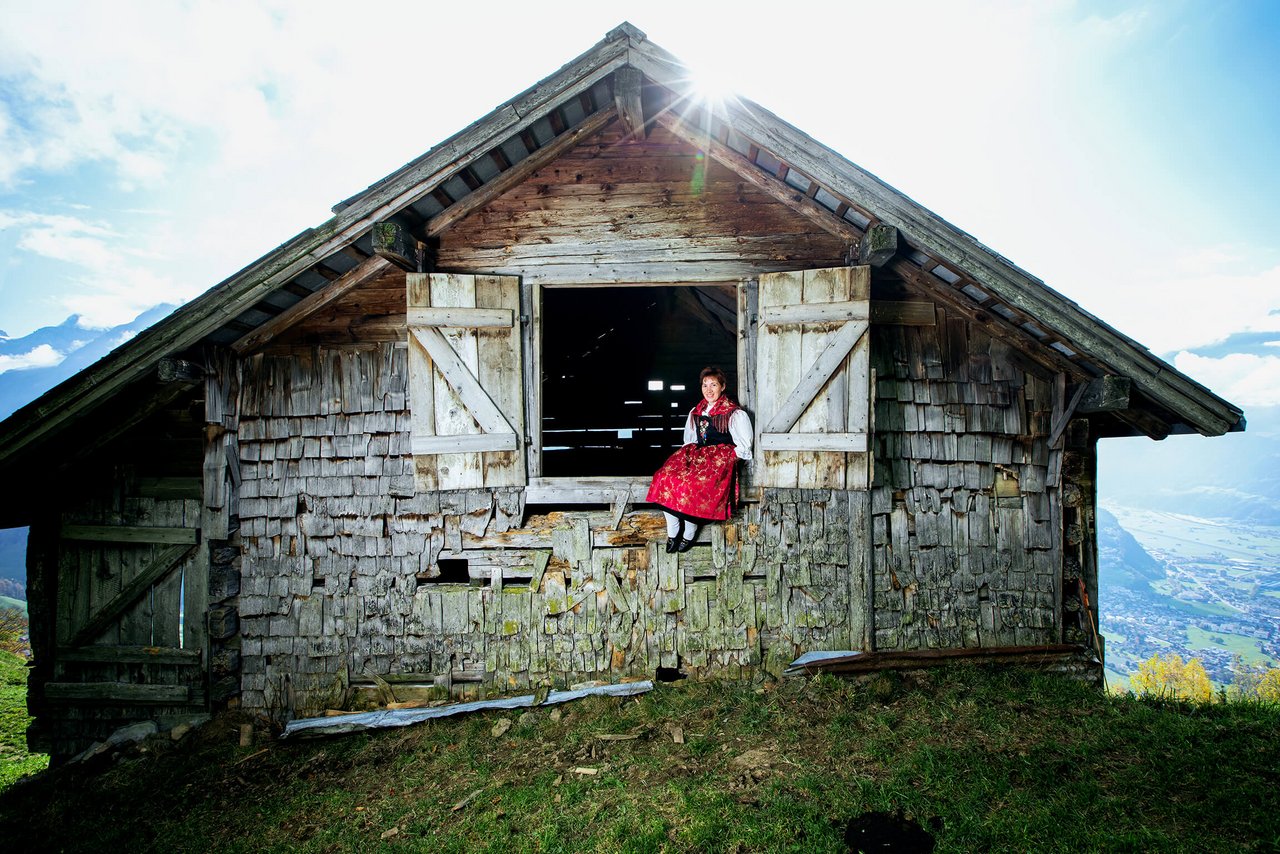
xmin=646 ymin=366 xmax=754 ymax=553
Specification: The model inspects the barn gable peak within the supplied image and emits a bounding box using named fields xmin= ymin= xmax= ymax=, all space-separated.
xmin=0 ymin=22 xmax=1244 ymax=493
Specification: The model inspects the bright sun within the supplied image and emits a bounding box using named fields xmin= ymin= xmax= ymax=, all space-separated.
xmin=687 ymin=59 xmax=737 ymax=108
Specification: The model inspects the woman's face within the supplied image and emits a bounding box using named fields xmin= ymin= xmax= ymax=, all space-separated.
xmin=701 ymin=376 xmax=724 ymax=404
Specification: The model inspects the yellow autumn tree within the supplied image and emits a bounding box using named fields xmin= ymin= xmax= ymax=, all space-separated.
xmin=1258 ymin=668 xmax=1280 ymax=704
xmin=1129 ymin=653 xmax=1212 ymax=702
xmin=1225 ymin=655 xmax=1280 ymax=703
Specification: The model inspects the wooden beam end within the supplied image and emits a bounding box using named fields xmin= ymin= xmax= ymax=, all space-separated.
xmin=372 ymin=220 xmax=420 ymax=272
xmin=857 ymin=224 xmax=899 ymax=267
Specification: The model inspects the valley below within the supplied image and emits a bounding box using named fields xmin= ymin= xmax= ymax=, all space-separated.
xmin=1099 ymin=504 xmax=1280 ymax=689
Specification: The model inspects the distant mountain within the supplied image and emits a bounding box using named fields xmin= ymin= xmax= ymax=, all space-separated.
xmin=1099 ymin=404 xmax=1280 ymax=525
xmin=1097 ymin=507 xmax=1166 ymax=593
xmin=0 ymin=305 xmax=177 ymax=420
xmin=0 ymin=308 xmax=180 ymax=600
xmin=0 ymin=529 xmax=26 ymax=600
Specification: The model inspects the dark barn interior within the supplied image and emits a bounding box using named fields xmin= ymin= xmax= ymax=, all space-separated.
xmin=541 ymin=285 xmax=738 ymax=476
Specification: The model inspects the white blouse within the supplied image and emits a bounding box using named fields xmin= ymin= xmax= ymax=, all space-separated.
xmin=683 ymin=407 xmax=754 ymax=461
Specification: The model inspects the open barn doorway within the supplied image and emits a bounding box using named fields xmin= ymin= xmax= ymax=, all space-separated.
xmin=541 ymin=284 xmax=739 ymax=477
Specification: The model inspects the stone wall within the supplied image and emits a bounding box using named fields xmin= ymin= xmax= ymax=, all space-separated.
xmin=235 ymin=344 xmax=870 ymax=718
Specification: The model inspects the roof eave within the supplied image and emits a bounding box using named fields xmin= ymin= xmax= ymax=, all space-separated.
xmin=0 ymin=28 xmax=643 ymax=470
xmin=625 ymin=39 xmax=1242 ymax=437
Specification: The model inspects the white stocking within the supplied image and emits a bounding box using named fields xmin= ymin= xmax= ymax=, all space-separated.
xmin=664 ymin=512 xmax=681 ymax=538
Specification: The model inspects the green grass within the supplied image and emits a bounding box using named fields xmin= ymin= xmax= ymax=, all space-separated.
xmin=0 ymin=596 xmax=26 ymax=614
xmin=1149 ymin=588 xmax=1242 ymax=618
xmin=1187 ymin=626 xmax=1276 ymax=667
xmin=1 ymin=668 xmax=1278 ymax=852
xmin=0 ymin=651 xmax=46 ymax=788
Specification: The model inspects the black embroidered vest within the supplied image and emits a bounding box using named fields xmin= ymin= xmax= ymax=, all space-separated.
xmin=695 ymin=414 xmax=734 ymax=447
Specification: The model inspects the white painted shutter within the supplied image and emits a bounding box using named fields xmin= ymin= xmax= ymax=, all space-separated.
xmin=754 ymin=266 xmax=871 ymax=489
xmin=408 ymin=273 xmax=526 ymax=490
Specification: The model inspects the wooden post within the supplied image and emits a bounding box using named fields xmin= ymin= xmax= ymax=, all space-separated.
xmin=613 ymin=66 xmax=646 ymax=138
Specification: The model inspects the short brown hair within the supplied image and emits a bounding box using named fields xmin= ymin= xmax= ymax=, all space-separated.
xmin=699 ymin=366 xmax=728 ymax=388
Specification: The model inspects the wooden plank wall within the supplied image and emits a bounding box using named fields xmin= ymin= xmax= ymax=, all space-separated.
xmin=33 ymin=490 xmax=206 ymax=758
xmin=236 ymin=344 xmax=869 ymax=717
xmin=436 ymin=121 xmax=849 ymax=285
xmin=870 ymin=306 xmax=1064 ymax=650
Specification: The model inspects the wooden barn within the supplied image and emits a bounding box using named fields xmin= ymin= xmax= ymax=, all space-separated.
xmin=0 ymin=23 xmax=1244 ymax=759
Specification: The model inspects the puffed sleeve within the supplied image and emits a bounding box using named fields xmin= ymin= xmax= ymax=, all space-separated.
xmin=683 ymin=410 xmax=697 ymax=446
xmin=729 ymin=409 xmax=753 ymax=460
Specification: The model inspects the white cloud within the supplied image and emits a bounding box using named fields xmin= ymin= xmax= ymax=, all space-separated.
xmin=0 ymin=343 xmax=64 ymax=374
xmin=66 ymin=267 xmax=193 ymax=329
xmin=0 ymin=209 xmax=200 ymax=328
xmin=1174 ymin=351 xmax=1280 ymax=407
xmin=1070 ymin=255 xmax=1280 ymax=355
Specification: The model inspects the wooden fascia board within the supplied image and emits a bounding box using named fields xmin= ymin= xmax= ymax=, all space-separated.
xmin=626 ymin=41 xmax=1241 ymax=436
xmin=0 ymin=38 xmax=634 ymax=468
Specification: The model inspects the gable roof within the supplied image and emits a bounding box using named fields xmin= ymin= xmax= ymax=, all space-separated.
xmin=0 ymin=21 xmax=1244 ymax=482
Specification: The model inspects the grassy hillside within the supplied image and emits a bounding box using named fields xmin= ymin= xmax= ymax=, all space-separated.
xmin=0 ymin=526 xmax=25 ymax=591
xmin=0 ymin=651 xmax=45 ymax=788
xmin=0 ymin=596 xmax=26 ymax=615
xmin=1 ymin=668 xmax=1277 ymax=852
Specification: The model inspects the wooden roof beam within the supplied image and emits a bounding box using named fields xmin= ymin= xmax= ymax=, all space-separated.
xmin=857 ymin=223 xmax=899 ymax=267
xmin=1076 ymin=376 xmax=1132 ymax=413
xmin=312 ymin=262 xmax=341 ymax=281
xmin=231 ymin=255 xmax=392 ymax=354
xmin=547 ymin=107 xmax=568 ymax=136
xmin=372 ymin=217 xmax=422 ymax=272
xmin=889 ymin=257 xmax=1088 ymax=379
xmin=1114 ymin=406 xmax=1172 ymax=440
xmin=341 ymin=244 xmax=371 ymax=262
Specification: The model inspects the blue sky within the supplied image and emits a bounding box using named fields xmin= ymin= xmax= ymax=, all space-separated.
xmin=1 ymin=0 xmax=1278 ymax=410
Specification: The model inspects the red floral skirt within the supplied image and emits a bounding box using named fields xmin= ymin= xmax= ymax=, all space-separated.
xmin=646 ymin=443 xmax=739 ymax=522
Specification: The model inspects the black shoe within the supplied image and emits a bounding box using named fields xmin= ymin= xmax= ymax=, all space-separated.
xmin=676 ymin=538 xmax=695 ymax=553
xmin=665 ymin=537 xmax=679 ymax=554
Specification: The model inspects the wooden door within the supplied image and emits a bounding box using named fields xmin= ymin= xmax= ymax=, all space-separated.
xmin=407 ymin=273 xmax=527 ymax=491
xmin=754 ymin=266 xmax=873 ymax=650
xmin=754 ymin=266 xmax=871 ymax=490
xmin=48 ymin=495 xmax=207 ymax=710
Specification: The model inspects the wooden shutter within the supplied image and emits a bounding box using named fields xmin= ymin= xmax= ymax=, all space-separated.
xmin=755 ymin=266 xmax=871 ymax=489
xmin=408 ymin=273 xmax=526 ymax=490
